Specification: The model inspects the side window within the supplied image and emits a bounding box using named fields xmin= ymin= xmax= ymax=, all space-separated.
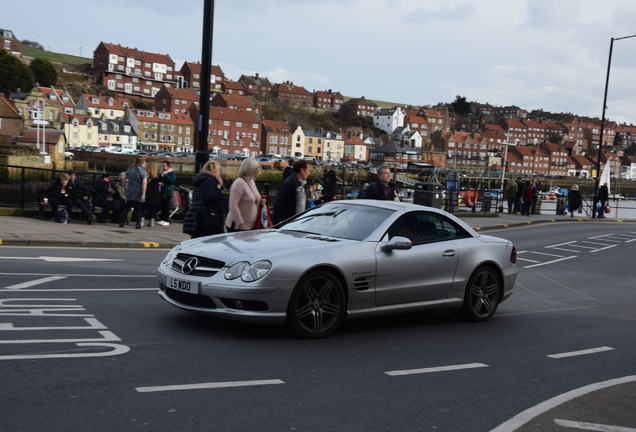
xmin=440 ymin=216 xmax=471 ymax=240
xmin=387 ymin=212 xmax=447 ymax=246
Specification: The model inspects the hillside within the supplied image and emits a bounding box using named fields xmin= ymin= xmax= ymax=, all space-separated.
xmin=22 ymin=47 xmax=91 ymax=66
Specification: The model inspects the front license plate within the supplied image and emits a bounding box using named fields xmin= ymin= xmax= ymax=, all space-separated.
xmin=166 ymin=276 xmax=199 ymax=294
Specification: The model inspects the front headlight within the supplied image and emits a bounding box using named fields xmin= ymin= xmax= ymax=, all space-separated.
xmin=241 ymin=260 xmax=272 ymax=282
xmin=225 ymin=261 xmax=250 ymax=280
xmin=161 ymin=247 xmax=179 ymax=266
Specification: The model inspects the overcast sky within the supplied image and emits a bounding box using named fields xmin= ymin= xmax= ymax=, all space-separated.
xmin=7 ymin=0 xmax=636 ymax=123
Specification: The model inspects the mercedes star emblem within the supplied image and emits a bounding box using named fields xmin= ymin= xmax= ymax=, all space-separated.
xmin=181 ymin=257 xmax=198 ymax=274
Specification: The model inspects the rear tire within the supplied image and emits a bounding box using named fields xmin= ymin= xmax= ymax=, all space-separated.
xmin=287 ymin=270 xmax=346 ymax=338
xmin=461 ymin=266 xmax=501 ymax=322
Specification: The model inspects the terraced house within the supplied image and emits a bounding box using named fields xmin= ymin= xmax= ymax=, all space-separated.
xmin=96 ymin=119 xmax=137 ymax=151
xmin=273 ymin=82 xmax=312 ymax=106
xmin=93 ymin=42 xmax=181 ymax=99
xmin=129 ymin=110 xmax=194 ymax=152
xmin=64 ymin=115 xmax=99 ymax=147
xmin=11 ymin=87 xmax=76 ymax=129
xmin=180 ymin=62 xmax=224 ymax=93
xmin=207 ymin=107 xmax=261 ymax=157
xmin=261 ymin=120 xmax=291 ymax=157
xmin=154 ymin=86 xmax=198 ymax=115
xmin=77 ymin=94 xmax=132 ymax=120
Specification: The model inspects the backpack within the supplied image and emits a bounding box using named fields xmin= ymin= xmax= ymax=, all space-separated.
xmin=55 ymin=207 xmax=69 ymax=224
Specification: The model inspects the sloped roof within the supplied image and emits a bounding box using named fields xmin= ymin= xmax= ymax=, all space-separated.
xmin=222 ymin=79 xmax=246 ymax=91
xmin=100 ymin=42 xmax=174 ymax=66
xmin=133 ymin=109 xmax=194 ymax=126
xmin=274 ymin=83 xmax=312 ymax=96
xmin=39 ymin=87 xmax=75 ymax=108
xmin=19 ymin=128 xmax=64 ymax=144
xmin=209 ymin=107 xmax=260 ymax=123
xmin=81 ymin=94 xmax=132 ymax=110
xmin=182 ymin=62 xmax=224 ymax=77
xmin=262 ymin=119 xmax=290 ymax=133
xmin=0 ymin=94 xmax=21 ymax=118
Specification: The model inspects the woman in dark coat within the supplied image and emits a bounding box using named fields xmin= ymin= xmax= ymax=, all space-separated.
xmin=567 ymin=184 xmax=583 ymax=218
xmin=144 ymin=161 xmax=162 ymax=227
xmin=183 ymin=160 xmax=224 ymax=238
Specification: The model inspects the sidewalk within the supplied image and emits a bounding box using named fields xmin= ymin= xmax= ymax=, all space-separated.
xmin=0 ymin=213 xmax=632 ymax=249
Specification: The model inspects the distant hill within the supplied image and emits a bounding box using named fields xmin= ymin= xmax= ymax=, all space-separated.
xmin=22 ymin=47 xmax=91 ymax=66
xmin=343 ymin=96 xmax=404 ymax=109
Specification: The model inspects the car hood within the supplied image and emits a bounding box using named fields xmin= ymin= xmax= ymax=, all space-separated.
xmin=179 ymin=229 xmax=353 ymax=264
xmin=478 ymin=234 xmax=509 ymax=244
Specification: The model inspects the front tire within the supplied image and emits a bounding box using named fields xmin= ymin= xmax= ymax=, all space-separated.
xmin=287 ymin=270 xmax=346 ymax=338
xmin=461 ymin=266 xmax=501 ymax=322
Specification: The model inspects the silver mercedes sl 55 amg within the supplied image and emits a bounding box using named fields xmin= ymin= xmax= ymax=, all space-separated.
xmin=157 ymin=200 xmax=517 ymax=338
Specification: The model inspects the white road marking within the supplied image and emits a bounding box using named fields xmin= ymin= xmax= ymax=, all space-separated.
xmin=498 ymin=305 xmax=594 ymax=317
xmin=524 ymin=256 xmax=577 ymax=268
xmin=547 ymin=346 xmax=614 ymax=359
xmin=0 ymin=342 xmax=130 ymax=361
xmin=522 ymin=251 xmax=564 ymax=258
xmin=602 ymin=233 xmax=636 ymax=240
xmin=385 ymin=362 xmax=488 ymax=376
xmin=0 ymin=256 xmax=123 ymax=262
xmin=590 ymin=245 xmax=617 ymax=253
xmin=0 ymin=288 xmax=156 ymax=292
xmin=580 ymin=240 xmax=615 ymax=246
xmin=0 ymin=330 xmax=120 ymax=344
xmin=546 ymin=241 xmax=577 ymax=247
xmin=588 ymin=236 xmax=622 ymax=243
xmin=490 ymin=375 xmax=636 ymax=432
xmin=0 ymin=318 xmax=107 ymax=331
xmin=546 ymin=247 xmax=584 ymax=253
xmin=562 ymin=243 xmax=596 ymax=249
xmin=0 ymin=273 xmax=154 ymax=278
xmin=5 ymin=276 xmax=66 ymax=290
xmin=516 ymin=257 xmax=541 ymax=264
xmin=135 ymin=379 xmax=285 ymax=393
xmin=625 ymin=238 xmax=636 ymax=243
xmin=554 ymin=418 xmax=636 ymax=431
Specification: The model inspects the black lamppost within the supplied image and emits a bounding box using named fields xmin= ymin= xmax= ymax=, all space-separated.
xmin=592 ymin=34 xmax=636 ymax=217
xmin=195 ymin=0 xmax=215 ymax=173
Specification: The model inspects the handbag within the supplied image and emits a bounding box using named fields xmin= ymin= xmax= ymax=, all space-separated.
xmin=604 ymin=203 xmax=611 ymax=214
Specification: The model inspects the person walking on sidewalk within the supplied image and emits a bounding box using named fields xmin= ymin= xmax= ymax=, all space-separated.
xmin=503 ymin=179 xmax=518 ymax=214
xmin=144 ymin=161 xmax=162 ymax=227
xmin=514 ymin=177 xmax=525 ymax=214
xmin=183 ymin=160 xmax=225 ymax=238
xmin=597 ymin=182 xmax=609 ymax=218
xmin=125 ymin=158 xmax=148 ymax=229
xmin=360 ymin=166 xmax=395 ymax=200
xmin=114 ymin=172 xmax=128 ymax=227
xmin=225 ymin=158 xmax=261 ymax=232
xmin=522 ymin=180 xmax=536 ymax=216
xmin=567 ymin=184 xmax=582 ymax=218
xmin=272 ymin=159 xmax=311 ymax=224
xmin=157 ymin=160 xmax=176 ymax=227
xmin=321 ymin=164 xmax=337 ymax=202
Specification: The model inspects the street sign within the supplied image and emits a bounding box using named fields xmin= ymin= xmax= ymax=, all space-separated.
xmin=32 ymin=120 xmax=49 ymax=126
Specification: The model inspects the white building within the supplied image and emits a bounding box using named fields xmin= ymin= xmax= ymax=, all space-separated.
xmin=291 ymin=125 xmax=306 ymax=158
xmin=323 ymin=131 xmax=344 ymax=162
xmin=373 ymin=106 xmax=406 ymax=133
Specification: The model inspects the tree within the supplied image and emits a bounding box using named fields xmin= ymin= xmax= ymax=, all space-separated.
xmin=450 ymin=95 xmax=471 ymax=116
xmin=29 ymin=57 xmax=58 ymax=87
xmin=0 ymin=49 xmax=34 ymax=95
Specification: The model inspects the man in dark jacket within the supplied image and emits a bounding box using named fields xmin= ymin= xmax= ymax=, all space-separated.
xmin=183 ymin=161 xmax=224 ymax=238
xmin=44 ymin=173 xmax=73 ymax=220
xmin=273 ymin=160 xmax=311 ymax=224
xmin=94 ymin=174 xmax=115 ymax=223
xmin=567 ymin=184 xmax=582 ymax=218
xmin=321 ymin=165 xmax=337 ymax=202
xmin=68 ymin=171 xmax=95 ymax=224
xmin=597 ymin=182 xmax=609 ymax=218
xmin=360 ymin=166 xmax=395 ymax=200
xmin=282 ymin=159 xmax=294 ymax=179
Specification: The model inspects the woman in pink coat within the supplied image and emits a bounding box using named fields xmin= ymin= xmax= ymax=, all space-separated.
xmin=225 ymin=158 xmax=261 ymax=231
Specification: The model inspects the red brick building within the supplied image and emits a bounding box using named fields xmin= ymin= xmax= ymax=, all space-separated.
xmin=207 ymin=107 xmax=262 ymax=157
xmin=154 ymin=86 xmax=198 ymax=114
xmin=1 ymin=29 xmax=22 ymax=58
xmin=93 ymin=42 xmax=180 ymax=99
xmin=180 ymin=62 xmax=224 ymax=93
xmin=261 ymin=119 xmax=291 ymax=156
xmin=0 ymin=94 xmax=24 ymax=139
xmin=222 ymin=79 xmax=246 ymax=96
xmin=340 ymin=97 xmax=378 ymax=117
xmin=504 ymin=119 xmax=528 ymax=145
xmin=540 ymin=142 xmax=569 ymax=176
xmin=273 ymin=82 xmax=312 ymax=106
xmin=406 ymin=112 xmax=430 ymax=139
xmin=313 ymin=90 xmax=344 ymax=111
xmin=210 ymin=93 xmax=258 ymax=114
xmin=239 ymin=73 xmax=273 ymax=99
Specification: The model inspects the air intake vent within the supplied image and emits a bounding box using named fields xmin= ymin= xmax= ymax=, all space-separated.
xmin=353 ymin=277 xmax=371 ymax=291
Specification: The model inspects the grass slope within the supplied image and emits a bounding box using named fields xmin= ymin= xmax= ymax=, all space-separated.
xmin=22 ymin=47 xmax=91 ymax=65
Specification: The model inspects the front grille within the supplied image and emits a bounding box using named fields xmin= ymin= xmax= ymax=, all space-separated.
xmin=165 ymin=288 xmax=217 ymax=309
xmin=171 ymin=253 xmax=225 ymax=277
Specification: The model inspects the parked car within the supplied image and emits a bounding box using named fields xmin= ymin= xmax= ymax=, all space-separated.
xmin=157 ymin=200 xmax=517 ymax=338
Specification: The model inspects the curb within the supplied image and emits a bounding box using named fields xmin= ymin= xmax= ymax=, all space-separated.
xmin=0 ymin=239 xmax=176 ymax=249
xmin=474 ymin=218 xmax=636 ymax=232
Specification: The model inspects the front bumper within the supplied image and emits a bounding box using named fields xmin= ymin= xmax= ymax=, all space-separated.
xmin=157 ymin=267 xmax=289 ymax=325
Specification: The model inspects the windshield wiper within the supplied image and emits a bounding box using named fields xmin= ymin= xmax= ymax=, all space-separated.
xmin=279 ymin=229 xmax=321 ymax=236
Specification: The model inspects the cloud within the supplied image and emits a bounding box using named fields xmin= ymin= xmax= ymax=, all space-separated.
xmin=400 ymin=3 xmax=475 ymax=24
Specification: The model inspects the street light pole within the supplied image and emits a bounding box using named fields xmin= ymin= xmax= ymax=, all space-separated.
xmin=195 ymin=0 xmax=215 ymax=173
xmin=592 ymin=34 xmax=636 ymax=218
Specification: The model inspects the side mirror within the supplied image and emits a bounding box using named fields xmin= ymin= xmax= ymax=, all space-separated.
xmin=383 ymin=236 xmax=412 ymax=252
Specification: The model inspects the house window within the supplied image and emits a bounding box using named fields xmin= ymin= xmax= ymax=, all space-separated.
xmin=236 ymin=122 xmax=242 ymax=127
xmin=223 ymin=121 xmax=230 ymax=126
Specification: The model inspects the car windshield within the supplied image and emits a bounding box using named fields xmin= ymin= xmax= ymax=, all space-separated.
xmin=278 ymin=204 xmax=393 ymax=241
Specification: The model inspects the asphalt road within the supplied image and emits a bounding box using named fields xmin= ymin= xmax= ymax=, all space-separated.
xmin=1 ymin=222 xmax=635 ymax=432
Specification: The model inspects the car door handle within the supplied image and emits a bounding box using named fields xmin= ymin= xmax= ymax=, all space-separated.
xmin=442 ymin=250 xmax=456 ymax=257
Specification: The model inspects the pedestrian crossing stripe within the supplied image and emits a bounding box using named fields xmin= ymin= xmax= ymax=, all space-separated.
xmin=140 ymin=241 xmax=160 ymax=248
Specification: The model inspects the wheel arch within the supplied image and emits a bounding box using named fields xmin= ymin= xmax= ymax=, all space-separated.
xmin=471 ymin=260 xmax=504 ymax=301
